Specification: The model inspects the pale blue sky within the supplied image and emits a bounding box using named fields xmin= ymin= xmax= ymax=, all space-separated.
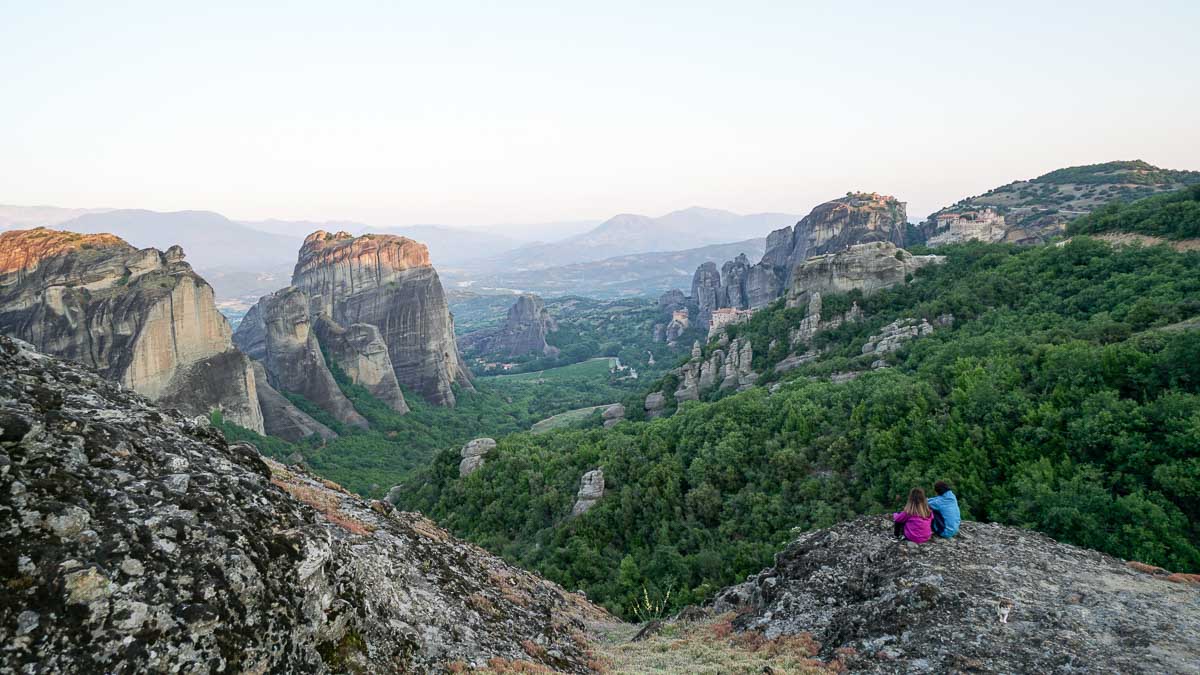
xmin=2 ymin=1 xmax=1197 ymax=226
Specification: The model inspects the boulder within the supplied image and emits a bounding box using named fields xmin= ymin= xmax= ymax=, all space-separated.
xmin=571 ymin=469 xmax=605 ymax=516
xmin=459 ymin=437 xmax=497 ymax=477
xmin=644 ymin=392 xmax=667 ymax=419
xmin=601 ymin=403 xmax=625 ymax=428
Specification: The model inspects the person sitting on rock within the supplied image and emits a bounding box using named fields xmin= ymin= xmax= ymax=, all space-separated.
xmin=927 ymin=480 xmax=961 ymax=539
xmin=892 ymin=487 xmax=933 ymax=543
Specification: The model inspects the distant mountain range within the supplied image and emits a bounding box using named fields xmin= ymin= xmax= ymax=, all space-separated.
xmin=471 ymin=207 xmax=799 ymax=271
xmin=446 ymin=237 xmax=768 ymax=299
xmin=0 ymin=203 xmax=794 ymax=303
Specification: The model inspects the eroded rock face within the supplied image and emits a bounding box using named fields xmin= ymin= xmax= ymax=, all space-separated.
xmin=458 ymin=437 xmax=497 ymax=477
xmin=250 ymin=361 xmax=337 ymax=442
xmin=0 ymin=228 xmax=263 ymax=432
xmin=314 ymin=318 xmax=409 ymax=414
xmin=248 ymin=286 xmax=367 ymax=430
xmin=644 ymin=391 xmax=667 ymax=419
xmin=0 ymin=337 xmax=609 ymax=673
xmin=292 ymin=231 xmax=471 ymax=406
xmin=672 ymin=337 xmax=757 ymax=403
xmin=786 ymin=242 xmax=944 ymax=308
xmin=601 ymin=403 xmax=625 ymax=428
xmin=571 ymin=469 xmax=605 ymax=516
xmin=690 ymin=262 xmax=721 ymax=326
xmin=461 ymin=294 xmax=558 ymax=358
xmin=713 ymin=516 xmax=1200 ymax=673
xmin=695 ymin=193 xmax=910 ymax=316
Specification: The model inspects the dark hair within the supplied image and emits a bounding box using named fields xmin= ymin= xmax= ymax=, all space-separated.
xmin=934 ymin=481 xmax=950 ymax=495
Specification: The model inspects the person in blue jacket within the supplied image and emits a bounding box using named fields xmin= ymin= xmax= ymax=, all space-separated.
xmin=928 ymin=481 xmax=961 ymax=538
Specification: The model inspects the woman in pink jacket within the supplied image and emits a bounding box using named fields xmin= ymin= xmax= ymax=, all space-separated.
xmin=893 ymin=488 xmax=934 ymax=543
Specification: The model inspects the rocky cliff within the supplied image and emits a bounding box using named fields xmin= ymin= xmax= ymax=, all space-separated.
xmin=785 ymin=242 xmax=943 ymax=308
xmin=234 ymin=230 xmax=469 ymax=434
xmin=241 ymin=286 xmax=368 ymax=430
xmin=460 ymin=294 xmax=559 ymax=358
xmin=0 ymin=336 xmax=609 ymax=673
xmin=292 ymin=231 xmax=471 ymax=406
xmin=689 ymin=193 xmax=909 ymax=322
xmin=0 ymin=228 xmax=263 ymax=432
xmin=710 ymin=516 xmax=1200 ymax=673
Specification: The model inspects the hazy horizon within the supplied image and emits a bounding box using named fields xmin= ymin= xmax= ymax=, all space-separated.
xmin=3 ymin=2 xmax=1198 ymax=229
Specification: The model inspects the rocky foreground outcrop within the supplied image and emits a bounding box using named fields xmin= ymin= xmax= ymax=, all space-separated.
xmin=0 ymin=228 xmax=263 ymax=432
xmin=460 ymin=294 xmax=559 ymax=358
xmin=711 ymin=516 xmax=1200 ymax=673
xmin=0 ymin=336 xmax=609 ymax=673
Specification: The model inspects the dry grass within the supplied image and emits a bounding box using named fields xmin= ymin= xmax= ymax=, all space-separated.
xmin=271 ymin=476 xmax=376 ymax=536
xmin=594 ymin=612 xmax=841 ymax=674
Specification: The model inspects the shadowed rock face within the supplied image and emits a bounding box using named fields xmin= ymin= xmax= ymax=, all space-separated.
xmin=0 ymin=336 xmax=609 ymax=673
xmin=460 ymin=294 xmax=558 ymax=358
xmin=714 ymin=516 xmax=1200 ymax=673
xmin=314 ymin=318 xmax=408 ymax=414
xmin=0 ymin=228 xmax=263 ymax=432
xmin=690 ymin=262 xmax=721 ymax=325
xmin=249 ymin=361 xmax=337 ymax=442
xmin=247 ymin=286 xmax=367 ymax=430
xmin=292 ymin=231 xmax=471 ymax=406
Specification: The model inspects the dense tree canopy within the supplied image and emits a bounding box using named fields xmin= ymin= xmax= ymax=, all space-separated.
xmin=395 ymin=236 xmax=1200 ymax=619
xmin=1069 ymin=185 xmax=1200 ymax=240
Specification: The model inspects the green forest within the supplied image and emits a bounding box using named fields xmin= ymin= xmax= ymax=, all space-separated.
xmin=1069 ymin=184 xmax=1200 ymax=240
xmin=394 ymin=224 xmax=1200 ymax=619
xmin=214 ymin=349 xmax=649 ymax=495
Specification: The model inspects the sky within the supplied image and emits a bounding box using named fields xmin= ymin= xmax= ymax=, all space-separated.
xmin=2 ymin=1 xmax=1198 ymax=229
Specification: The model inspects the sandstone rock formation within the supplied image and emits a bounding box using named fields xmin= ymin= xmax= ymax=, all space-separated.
xmin=692 ymin=193 xmax=910 ymax=320
xmin=571 ymin=469 xmax=605 ymax=516
xmin=711 ymin=516 xmax=1200 ymax=673
xmin=292 ymin=231 xmax=471 ymax=406
xmin=690 ymin=262 xmax=721 ymax=325
xmin=0 ymin=336 xmax=608 ymax=673
xmin=601 ymin=403 xmax=625 ymax=428
xmin=786 ymin=242 xmax=944 ymax=308
xmin=644 ymin=391 xmax=667 ymax=419
xmin=250 ymin=361 xmax=337 ymax=442
xmin=314 ymin=318 xmax=409 ymax=414
xmin=672 ymin=337 xmax=758 ymax=403
xmin=460 ymin=294 xmax=558 ymax=358
xmin=241 ymin=286 xmax=368 ymax=430
xmin=458 ymin=437 xmax=497 ymax=477
xmin=234 ymin=230 xmax=472 ymax=434
xmin=0 ymin=228 xmax=263 ymax=432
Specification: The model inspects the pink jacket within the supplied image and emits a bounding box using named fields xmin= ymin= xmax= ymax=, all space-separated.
xmin=894 ymin=511 xmax=933 ymax=543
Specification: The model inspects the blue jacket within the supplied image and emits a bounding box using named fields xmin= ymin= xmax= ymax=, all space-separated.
xmin=927 ymin=490 xmax=961 ymax=538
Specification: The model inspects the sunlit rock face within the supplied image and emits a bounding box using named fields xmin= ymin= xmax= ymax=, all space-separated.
xmin=0 ymin=228 xmax=263 ymax=432
xmin=291 ymin=231 xmax=471 ymax=406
